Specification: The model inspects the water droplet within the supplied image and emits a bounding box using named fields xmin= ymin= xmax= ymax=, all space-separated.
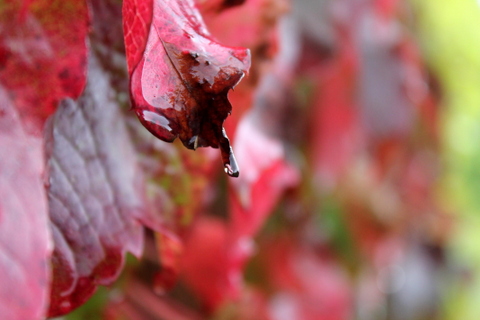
xmin=224 ymin=154 xmax=239 ymax=177
xmin=219 ymin=127 xmax=239 ymax=177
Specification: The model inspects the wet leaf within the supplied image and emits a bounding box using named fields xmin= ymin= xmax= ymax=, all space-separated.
xmin=45 ymin=57 xmax=152 ymax=316
xmin=123 ymin=0 xmax=250 ymax=177
xmin=199 ymin=0 xmax=291 ymax=137
xmin=122 ymin=0 xmax=153 ymax=75
xmin=0 ymin=87 xmax=51 ymax=320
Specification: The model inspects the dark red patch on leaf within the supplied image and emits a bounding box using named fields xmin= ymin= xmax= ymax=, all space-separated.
xmin=123 ymin=0 xmax=250 ymax=177
xmin=0 ymin=0 xmax=89 ymax=133
xmin=220 ymin=0 xmax=246 ymax=9
xmin=45 ymin=57 xmax=152 ymax=317
xmin=196 ymin=0 xmax=246 ymax=13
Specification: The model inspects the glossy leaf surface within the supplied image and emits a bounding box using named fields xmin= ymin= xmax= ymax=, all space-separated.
xmin=123 ymin=0 xmax=250 ymax=176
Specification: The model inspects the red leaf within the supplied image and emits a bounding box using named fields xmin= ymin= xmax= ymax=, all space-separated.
xmin=198 ymin=0 xmax=291 ymax=137
xmin=45 ymin=57 xmax=152 ymax=316
xmin=0 ymin=0 xmax=89 ymax=133
xmin=230 ymin=112 xmax=299 ymax=238
xmin=0 ymin=87 xmax=52 ymax=320
xmin=180 ymin=217 xmax=243 ymax=311
xmin=122 ymin=0 xmax=153 ymax=75
xmin=123 ymin=0 xmax=250 ymax=177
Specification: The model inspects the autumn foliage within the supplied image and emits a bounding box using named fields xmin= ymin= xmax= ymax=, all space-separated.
xmin=0 ymin=0 xmax=452 ymax=319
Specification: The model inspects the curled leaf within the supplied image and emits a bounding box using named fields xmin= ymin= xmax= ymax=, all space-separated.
xmin=123 ymin=0 xmax=251 ymax=177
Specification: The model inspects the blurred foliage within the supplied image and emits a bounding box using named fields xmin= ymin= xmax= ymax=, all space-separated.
xmin=57 ymin=0 xmax=480 ymax=319
xmin=410 ymin=0 xmax=480 ymax=319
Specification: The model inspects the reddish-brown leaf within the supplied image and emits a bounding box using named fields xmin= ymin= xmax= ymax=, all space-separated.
xmin=198 ymin=0 xmax=291 ymax=138
xmin=45 ymin=57 xmax=152 ymax=317
xmin=0 ymin=87 xmax=51 ymax=320
xmin=0 ymin=0 xmax=89 ymax=133
xmin=123 ymin=0 xmax=250 ymax=177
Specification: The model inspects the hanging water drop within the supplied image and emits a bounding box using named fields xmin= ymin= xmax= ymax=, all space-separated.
xmin=219 ymin=127 xmax=239 ymax=177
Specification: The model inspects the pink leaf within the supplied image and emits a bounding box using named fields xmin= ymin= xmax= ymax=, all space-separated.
xmin=45 ymin=57 xmax=152 ymax=316
xmin=0 ymin=87 xmax=51 ymax=320
xmin=123 ymin=0 xmax=250 ymax=177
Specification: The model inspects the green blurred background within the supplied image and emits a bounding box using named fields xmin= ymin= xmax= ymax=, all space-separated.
xmin=412 ymin=0 xmax=480 ymax=318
